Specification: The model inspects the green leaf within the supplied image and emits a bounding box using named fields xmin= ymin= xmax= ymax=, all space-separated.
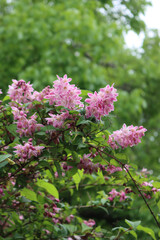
xmin=40 ymin=126 xmax=56 ymax=132
xmin=20 ymin=188 xmax=38 ymax=202
xmin=80 ymin=90 xmax=93 ymax=101
xmin=73 ymin=169 xmax=83 ymax=190
xmin=72 ymin=151 xmax=80 ymax=163
xmin=0 ymin=154 xmax=11 ymax=163
xmin=2 ymin=95 xmax=10 ymax=102
xmin=125 ymin=219 xmax=141 ymax=230
xmin=6 ymin=124 xmax=17 ymax=137
xmin=67 ymin=167 xmax=77 ymax=178
xmin=97 ymin=206 xmax=109 ymax=215
xmin=76 ymin=119 xmax=91 ymax=126
xmin=54 ymin=161 xmax=62 ymax=179
xmin=38 ymin=160 xmax=54 ymax=178
xmin=115 ymin=153 xmax=129 ymax=164
xmin=0 ymin=160 xmax=8 ymax=168
xmin=36 ymin=179 xmax=59 ymax=199
xmin=62 ymin=224 xmax=77 ymax=233
xmin=129 ymin=230 xmax=137 ymax=239
xmin=137 ymin=225 xmax=156 ymax=240
xmin=81 ymin=223 xmax=92 ymax=233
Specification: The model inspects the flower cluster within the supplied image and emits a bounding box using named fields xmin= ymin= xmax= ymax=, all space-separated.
xmin=32 ymin=86 xmax=51 ymax=102
xmin=85 ymin=84 xmax=118 ymax=120
xmin=106 ymin=165 xmax=122 ymax=174
xmin=45 ymin=111 xmax=70 ymax=128
xmin=108 ymin=124 xmax=147 ymax=149
xmin=14 ymin=138 xmax=44 ymax=162
xmin=78 ymin=154 xmax=105 ymax=174
xmin=8 ymin=79 xmax=33 ymax=103
xmin=12 ymin=107 xmax=43 ymax=136
xmin=83 ymin=219 xmax=96 ymax=227
xmin=108 ymin=189 xmax=127 ymax=202
xmin=43 ymin=201 xmax=61 ymax=224
xmin=45 ymin=75 xmax=84 ymax=109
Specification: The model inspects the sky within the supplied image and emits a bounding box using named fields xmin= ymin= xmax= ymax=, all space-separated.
xmin=125 ymin=0 xmax=160 ymax=49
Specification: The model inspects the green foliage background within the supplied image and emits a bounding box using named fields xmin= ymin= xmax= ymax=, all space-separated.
xmin=1 ymin=0 xmax=160 ymax=237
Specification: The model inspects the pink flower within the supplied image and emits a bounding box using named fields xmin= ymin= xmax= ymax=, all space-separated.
xmin=12 ymin=107 xmax=43 ymax=136
xmin=108 ymin=124 xmax=147 ymax=149
xmin=85 ymin=84 xmax=118 ymax=120
xmin=108 ymin=189 xmax=127 ymax=202
xmin=45 ymin=75 xmax=84 ymax=109
xmin=0 ymin=89 xmax=2 ymax=94
xmin=14 ymin=139 xmax=44 ymax=162
xmin=19 ymin=215 xmax=24 ymax=220
xmin=32 ymin=86 xmax=51 ymax=102
xmin=143 ymin=193 xmax=151 ymax=199
xmin=119 ymin=191 xmax=127 ymax=202
xmin=78 ymin=154 xmax=102 ymax=174
xmin=106 ymin=165 xmax=122 ymax=174
xmin=8 ymin=79 xmax=33 ymax=103
xmin=109 ymin=189 xmax=119 ymax=198
xmin=152 ymin=188 xmax=159 ymax=194
xmin=142 ymin=182 xmax=153 ymax=187
xmin=83 ymin=219 xmax=96 ymax=227
xmin=45 ymin=111 xmax=70 ymax=128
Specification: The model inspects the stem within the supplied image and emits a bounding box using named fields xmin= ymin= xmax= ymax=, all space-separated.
xmin=126 ymin=169 xmax=160 ymax=228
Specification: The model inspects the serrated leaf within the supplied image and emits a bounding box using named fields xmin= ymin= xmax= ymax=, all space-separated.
xmin=36 ymin=179 xmax=59 ymax=199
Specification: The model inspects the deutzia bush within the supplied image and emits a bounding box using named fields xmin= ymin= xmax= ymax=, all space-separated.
xmin=0 ymin=75 xmax=159 ymax=239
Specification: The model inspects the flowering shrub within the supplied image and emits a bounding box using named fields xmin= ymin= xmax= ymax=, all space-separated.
xmin=0 ymin=75 xmax=160 ymax=239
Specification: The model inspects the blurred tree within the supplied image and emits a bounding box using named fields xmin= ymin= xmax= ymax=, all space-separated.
xmin=0 ymin=0 xmax=150 ymax=91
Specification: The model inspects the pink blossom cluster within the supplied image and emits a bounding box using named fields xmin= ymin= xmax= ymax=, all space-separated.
xmin=44 ymin=201 xmax=74 ymax=225
xmin=78 ymin=154 xmax=105 ymax=174
xmin=141 ymin=181 xmax=160 ymax=195
xmin=0 ymin=185 xmax=4 ymax=197
xmin=106 ymin=165 xmax=122 ymax=174
xmin=108 ymin=189 xmax=127 ymax=202
xmin=85 ymin=84 xmax=118 ymax=120
xmin=108 ymin=124 xmax=147 ymax=149
xmin=44 ymin=201 xmax=61 ymax=224
xmin=140 ymin=168 xmax=151 ymax=177
xmin=45 ymin=111 xmax=70 ymax=128
xmin=8 ymin=79 xmax=33 ymax=103
xmin=32 ymin=86 xmax=51 ymax=102
xmin=83 ymin=219 xmax=96 ymax=227
xmin=14 ymin=138 xmax=44 ymax=162
xmin=0 ymin=89 xmax=2 ymax=94
xmin=12 ymin=107 xmax=43 ymax=136
xmin=45 ymin=75 xmax=84 ymax=109
xmin=142 ymin=181 xmax=153 ymax=187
